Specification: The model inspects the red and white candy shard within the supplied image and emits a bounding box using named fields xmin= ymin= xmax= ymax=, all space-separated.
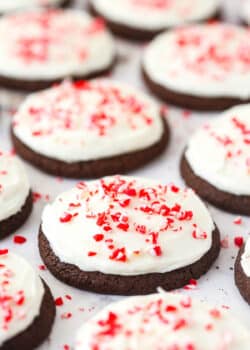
xmin=143 ymin=23 xmax=250 ymax=100
xmin=13 ymin=79 xmax=163 ymax=162
xmin=41 ymin=175 xmax=214 ymax=276
xmin=0 ymin=9 xmax=115 ymax=81
xmin=185 ymin=104 xmax=250 ymax=196
xmin=0 ymin=251 xmax=44 ymax=346
xmin=91 ymin=0 xmax=220 ymax=30
xmin=75 ymin=292 xmax=250 ymax=350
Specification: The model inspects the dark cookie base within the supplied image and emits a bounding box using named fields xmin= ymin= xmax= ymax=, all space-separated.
xmin=0 ymin=191 xmax=33 ymax=240
xmin=90 ymin=2 xmax=220 ymax=41
xmin=1 ymin=281 xmax=55 ymax=350
xmin=38 ymin=227 xmax=220 ymax=296
xmin=0 ymin=60 xmax=115 ymax=91
xmin=181 ymin=155 xmax=250 ymax=216
xmin=12 ymin=117 xmax=169 ymax=179
xmin=142 ymin=68 xmax=249 ymax=111
xmin=235 ymin=245 xmax=250 ymax=304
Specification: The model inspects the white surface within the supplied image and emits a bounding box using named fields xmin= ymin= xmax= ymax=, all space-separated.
xmin=0 ymin=0 xmax=250 ymax=349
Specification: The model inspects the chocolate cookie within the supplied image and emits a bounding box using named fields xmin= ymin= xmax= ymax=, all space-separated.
xmin=39 ymin=227 xmax=220 ymax=296
xmin=12 ymin=79 xmax=169 ymax=178
xmin=0 ymin=191 xmax=33 ymax=240
xmin=39 ymin=175 xmax=220 ymax=295
xmin=75 ymin=292 xmax=250 ymax=350
xmin=0 ymin=252 xmax=55 ymax=350
xmin=0 ymin=153 xmax=33 ymax=239
xmin=89 ymin=0 xmax=220 ymax=41
xmin=235 ymin=244 xmax=250 ymax=305
xmin=0 ymin=9 xmax=116 ymax=91
xmin=181 ymin=104 xmax=250 ymax=215
xmin=1 ymin=283 xmax=55 ymax=350
xmin=142 ymin=24 xmax=250 ymax=110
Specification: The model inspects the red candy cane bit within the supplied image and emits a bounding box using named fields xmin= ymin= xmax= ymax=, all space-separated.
xmin=13 ymin=235 xmax=27 ymax=244
xmin=88 ymin=251 xmax=97 ymax=257
xmin=233 ymin=217 xmax=242 ymax=225
xmin=234 ymin=236 xmax=244 ymax=248
xmin=0 ymin=249 xmax=8 ymax=256
xmin=166 ymin=305 xmax=178 ymax=312
xmin=60 ymin=212 xmax=78 ymax=223
xmin=55 ymin=297 xmax=64 ymax=306
xmin=173 ymin=318 xmax=187 ymax=331
xmin=74 ymin=80 xmax=91 ymax=90
xmin=109 ymin=248 xmax=127 ymax=262
xmin=97 ymin=311 xmax=121 ymax=337
xmin=93 ymin=234 xmax=104 ymax=242
xmin=151 ymin=245 xmax=162 ymax=257
xmin=210 ymin=309 xmax=221 ymax=319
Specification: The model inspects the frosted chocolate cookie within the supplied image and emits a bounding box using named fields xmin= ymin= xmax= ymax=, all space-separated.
xmin=235 ymin=237 xmax=250 ymax=304
xmin=39 ymin=175 xmax=220 ymax=295
xmin=0 ymin=250 xmax=55 ymax=350
xmin=0 ymin=152 xmax=32 ymax=239
xmin=181 ymin=104 xmax=250 ymax=215
xmin=12 ymin=79 xmax=169 ymax=178
xmin=143 ymin=23 xmax=250 ymax=110
xmin=0 ymin=0 xmax=70 ymax=14
xmin=75 ymin=292 xmax=250 ymax=349
xmin=0 ymin=9 xmax=116 ymax=91
xmin=90 ymin=0 xmax=220 ymax=40
xmin=240 ymin=0 xmax=250 ymax=25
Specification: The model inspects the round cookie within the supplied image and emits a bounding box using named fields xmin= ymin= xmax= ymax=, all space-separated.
xmin=0 ymin=151 xmax=32 ymax=239
xmin=181 ymin=104 xmax=250 ymax=215
xmin=235 ymin=237 xmax=250 ymax=304
xmin=75 ymin=292 xmax=250 ymax=349
xmin=0 ymin=0 xmax=70 ymax=14
xmin=143 ymin=23 xmax=250 ymax=110
xmin=39 ymin=175 xmax=220 ymax=295
xmin=12 ymin=79 xmax=169 ymax=178
xmin=0 ymin=250 xmax=55 ymax=350
xmin=0 ymin=9 xmax=116 ymax=91
xmin=90 ymin=0 xmax=220 ymax=40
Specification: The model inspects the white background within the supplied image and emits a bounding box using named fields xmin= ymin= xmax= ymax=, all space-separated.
xmin=1 ymin=0 xmax=250 ymax=349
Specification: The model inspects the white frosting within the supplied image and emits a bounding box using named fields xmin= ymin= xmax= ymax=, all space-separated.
xmin=0 ymin=9 xmax=115 ymax=81
xmin=76 ymin=292 xmax=250 ymax=350
xmin=241 ymin=237 xmax=250 ymax=277
xmin=185 ymin=104 xmax=250 ymax=196
xmin=41 ymin=175 xmax=215 ymax=276
xmin=143 ymin=23 xmax=250 ymax=99
xmin=91 ymin=0 xmax=220 ymax=31
xmin=0 ymin=152 xmax=30 ymax=221
xmin=0 ymin=0 xmax=63 ymax=13
xmin=13 ymin=79 xmax=164 ymax=162
xmin=0 ymin=251 xmax=44 ymax=346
